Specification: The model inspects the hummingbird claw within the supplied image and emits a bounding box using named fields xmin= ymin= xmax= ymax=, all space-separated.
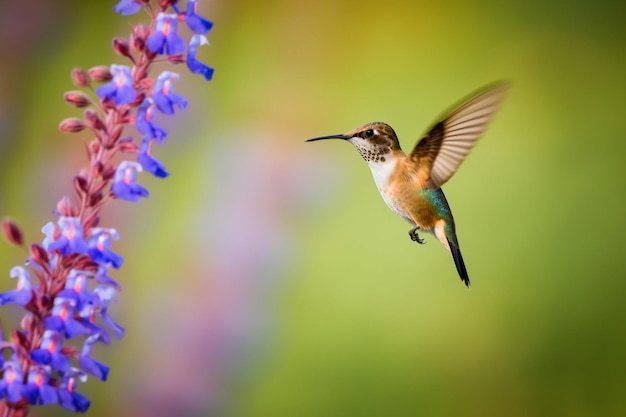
xmin=409 ymin=228 xmax=426 ymax=244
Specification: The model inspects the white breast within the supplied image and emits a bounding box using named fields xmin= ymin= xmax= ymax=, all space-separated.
xmin=367 ymin=159 xmax=414 ymax=225
xmin=368 ymin=158 xmax=396 ymax=193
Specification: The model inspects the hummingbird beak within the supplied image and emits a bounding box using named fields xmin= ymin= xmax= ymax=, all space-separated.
xmin=305 ymin=134 xmax=351 ymax=142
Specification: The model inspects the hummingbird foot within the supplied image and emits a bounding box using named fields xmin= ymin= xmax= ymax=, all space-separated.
xmin=409 ymin=227 xmax=426 ymax=244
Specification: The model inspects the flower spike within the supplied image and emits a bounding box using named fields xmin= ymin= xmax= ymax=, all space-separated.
xmin=0 ymin=1 xmax=214 ymax=414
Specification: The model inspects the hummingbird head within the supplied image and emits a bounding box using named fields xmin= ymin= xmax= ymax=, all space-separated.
xmin=306 ymin=122 xmax=401 ymax=164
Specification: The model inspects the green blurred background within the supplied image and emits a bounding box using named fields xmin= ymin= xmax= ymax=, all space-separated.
xmin=1 ymin=0 xmax=626 ymax=416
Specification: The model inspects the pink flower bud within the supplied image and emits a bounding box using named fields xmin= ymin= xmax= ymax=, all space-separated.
xmin=30 ymin=243 xmax=49 ymax=266
xmin=64 ymin=91 xmax=92 ymax=108
xmin=131 ymin=23 xmax=150 ymax=51
xmin=56 ymin=196 xmax=76 ymax=217
xmin=92 ymin=161 xmax=104 ymax=176
xmin=102 ymin=166 xmax=116 ymax=181
xmin=59 ymin=118 xmax=86 ymax=133
xmin=84 ymin=109 xmax=106 ymax=131
xmin=90 ymin=192 xmax=104 ymax=206
xmin=73 ymin=175 xmax=89 ymax=194
xmin=88 ymin=65 xmax=113 ymax=82
xmin=71 ymin=68 xmax=90 ymax=87
xmin=113 ymin=37 xmax=131 ymax=58
xmin=2 ymin=218 xmax=24 ymax=246
xmin=21 ymin=314 xmax=35 ymax=333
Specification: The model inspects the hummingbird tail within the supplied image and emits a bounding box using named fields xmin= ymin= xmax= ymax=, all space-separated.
xmin=448 ymin=239 xmax=470 ymax=288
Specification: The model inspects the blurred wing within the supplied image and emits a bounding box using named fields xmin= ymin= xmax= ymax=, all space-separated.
xmin=409 ymin=82 xmax=509 ymax=190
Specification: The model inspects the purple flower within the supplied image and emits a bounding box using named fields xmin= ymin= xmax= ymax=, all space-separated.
xmin=79 ymin=335 xmax=109 ymax=381
xmin=138 ymin=136 xmax=169 ymax=178
xmin=95 ymin=65 xmax=136 ymax=105
xmin=153 ymin=71 xmax=188 ymax=115
xmin=185 ymin=0 xmax=213 ymax=34
xmin=0 ymin=359 xmax=25 ymax=403
xmin=43 ymin=297 xmax=88 ymax=339
xmin=77 ymin=304 xmax=112 ymax=345
xmin=30 ymin=330 xmax=70 ymax=372
xmin=147 ymin=13 xmax=186 ymax=56
xmin=187 ymin=35 xmax=214 ymax=81
xmin=0 ymin=266 xmax=33 ymax=306
xmin=88 ymin=228 xmax=124 ymax=269
xmin=111 ymin=161 xmax=149 ymax=202
xmin=95 ymin=265 xmax=121 ymax=290
xmin=136 ymin=99 xmax=167 ymax=143
xmin=24 ymin=367 xmax=58 ymax=405
xmin=94 ymin=286 xmax=125 ymax=339
xmin=58 ymin=374 xmax=90 ymax=413
xmin=113 ymin=0 xmax=142 ymax=16
xmin=57 ymin=270 xmax=99 ymax=310
xmin=42 ymin=216 xmax=88 ymax=255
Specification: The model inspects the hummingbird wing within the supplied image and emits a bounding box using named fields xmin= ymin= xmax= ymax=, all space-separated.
xmin=409 ymin=83 xmax=509 ymax=191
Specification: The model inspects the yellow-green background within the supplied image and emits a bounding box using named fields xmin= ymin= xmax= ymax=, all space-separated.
xmin=1 ymin=0 xmax=625 ymax=416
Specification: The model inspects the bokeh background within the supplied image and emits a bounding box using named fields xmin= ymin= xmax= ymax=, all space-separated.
xmin=1 ymin=0 xmax=626 ymax=416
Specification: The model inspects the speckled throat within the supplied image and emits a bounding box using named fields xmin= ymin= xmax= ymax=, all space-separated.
xmin=353 ymin=143 xmax=390 ymax=163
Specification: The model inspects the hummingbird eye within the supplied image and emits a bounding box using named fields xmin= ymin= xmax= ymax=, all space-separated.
xmin=364 ymin=129 xmax=375 ymax=138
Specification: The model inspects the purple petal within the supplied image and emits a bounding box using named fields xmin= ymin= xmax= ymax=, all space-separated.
xmin=112 ymin=161 xmax=150 ymax=202
xmin=154 ymin=92 xmax=187 ymax=115
xmin=187 ymin=36 xmax=213 ymax=81
xmin=185 ymin=0 xmax=213 ymax=34
xmin=114 ymin=84 xmax=136 ymax=105
xmin=187 ymin=55 xmax=214 ymax=80
xmin=43 ymin=316 xmax=64 ymax=333
xmin=0 ymin=288 xmax=32 ymax=306
xmin=153 ymin=92 xmax=175 ymax=115
xmin=95 ymin=267 xmax=122 ymax=290
xmin=59 ymin=389 xmax=91 ymax=413
xmin=136 ymin=100 xmax=168 ymax=143
xmin=79 ymin=356 xmax=109 ymax=381
xmin=7 ymin=381 xmax=24 ymax=403
xmin=38 ymin=384 xmax=58 ymax=405
xmin=68 ymin=237 xmax=88 ymax=255
xmin=51 ymin=352 xmax=70 ymax=372
xmin=74 ymin=392 xmax=91 ymax=412
xmin=186 ymin=14 xmax=213 ymax=35
xmin=112 ymin=181 xmax=149 ymax=202
xmin=138 ymin=150 xmax=169 ymax=178
xmin=64 ymin=318 xmax=89 ymax=339
xmin=102 ymin=312 xmax=125 ymax=339
xmin=146 ymin=32 xmax=165 ymax=54
xmin=88 ymin=248 xmax=124 ymax=269
xmin=165 ymin=33 xmax=186 ymax=55
xmin=113 ymin=0 xmax=142 ymax=16
xmin=30 ymin=349 xmax=52 ymax=365
xmin=24 ymin=384 xmax=38 ymax=404
xmin=95 ymin=82 xmax=117 ymax=100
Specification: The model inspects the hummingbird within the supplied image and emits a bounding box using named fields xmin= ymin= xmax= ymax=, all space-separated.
xmin=306 ymin=83 xmax=508 ymax=287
